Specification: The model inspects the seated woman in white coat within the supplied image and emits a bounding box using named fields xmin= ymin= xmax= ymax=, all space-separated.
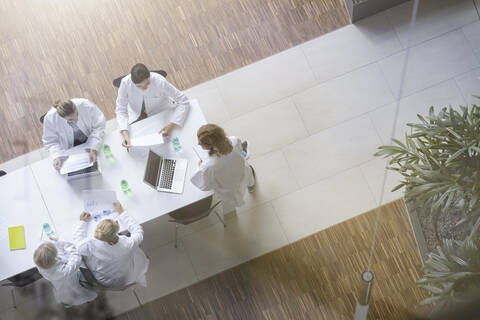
xmin=190 ymin=124 xmax=256 ymax=214
xmin=73 ymin=202 xmax=149 ymax=288
xmin=115 ymin=63 xmax=190 ymax=148
xmin=34 ymin=239 xmax=97 ymax=306
xmin=42 ymin=98 xmax=106 ymax=170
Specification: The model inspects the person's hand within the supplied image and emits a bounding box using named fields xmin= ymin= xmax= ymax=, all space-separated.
xmin=49 ymin=236 xmax=59 ymax=241
xmin=160 ymin=123 xmax=175 ymax=136
xmin=198 ymin=160 xmax=203 ymax=166
xmin=113 ymin=201 xmax=124 ymax=214
xmin=89 ymin=149 xmax=97 ymax=163
xmin=53 ymin=157 xmax=62 ymax=170
xmin=121 ymin=130 xmax=131 ymax=148
xmin=80 ymin=212 xmax=91 ymax=222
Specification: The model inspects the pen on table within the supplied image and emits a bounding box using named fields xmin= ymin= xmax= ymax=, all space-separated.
xmin=192 ymin=146 xmax=202 ymax=161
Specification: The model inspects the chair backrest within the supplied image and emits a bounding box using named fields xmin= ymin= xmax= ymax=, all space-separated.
xmin=168 ymin=195 xmax=221 ymax=225
xmin=2 ymin=268 xmax=42 ymax=287
xmin=112 ymin=70 xmax=167 ymax=88
xmin=79 ymin=266 xmax=135 ymax=292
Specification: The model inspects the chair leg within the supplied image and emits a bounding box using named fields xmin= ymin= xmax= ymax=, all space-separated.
xmin=11 ymin=288 xmax=16 ymax=309
xmin=132 ymin=288 xmax=142 ymax=307
xmin=174 ymin=224 xmax=178 ymax=248
xmin=215 ymin=210 xmax=226 ymax=228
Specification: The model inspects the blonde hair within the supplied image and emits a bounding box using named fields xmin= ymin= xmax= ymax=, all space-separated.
xmin=197 ymin=124 xmax=233 ymax=156
xmin=94 ymin=219 xmax=119 ymax=245
xmin=34 ymin=242 xmax=58 ymax=269
xmin=52 ymin=99 xmax=75 ymax=118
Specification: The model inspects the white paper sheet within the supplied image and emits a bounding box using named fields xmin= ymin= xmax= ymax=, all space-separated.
xmin=130 ymin=133 xmax=164 ymax=147
xmin=60 ymin=152 xmax=93 ymax=175
xmin=83 ymin=189 xmax=117 ymax=218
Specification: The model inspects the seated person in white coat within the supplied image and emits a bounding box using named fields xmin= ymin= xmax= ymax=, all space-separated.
xmin=34 ymin=239 xmax=97 ymax=306
xmin=73 ymin=202 xmax=149 ymax=288
xmin=115 ymin=63 xmax=190 ymax=148
xmin=190 ymin=124 xmax=256 ymax=214
xmin=42 ymin=98 xmax=106 ymax=170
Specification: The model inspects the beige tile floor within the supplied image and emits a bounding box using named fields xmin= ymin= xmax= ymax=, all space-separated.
xmin=1 ymin=0 xmax=479 ymax=317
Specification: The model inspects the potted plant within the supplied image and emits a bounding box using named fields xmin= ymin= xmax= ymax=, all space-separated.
xmin=374 ymin=105 xmax=480 ymax=249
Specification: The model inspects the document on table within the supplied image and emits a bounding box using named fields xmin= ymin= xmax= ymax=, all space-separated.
xmin=130 ymin=132 xmax=164 ymax=147
xmin=83 ymin=190 xmax=116 ymax=219
xmin=60 ymin=152 xmax=93 ymax=175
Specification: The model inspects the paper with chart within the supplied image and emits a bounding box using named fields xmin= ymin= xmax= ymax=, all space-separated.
xmin=130 ymin=132 xmax=164 ymax=147
xmin=83 ymin=190 xmax=117 ymax=222
xmin=60 ymin=152 xmax=93 ymax=175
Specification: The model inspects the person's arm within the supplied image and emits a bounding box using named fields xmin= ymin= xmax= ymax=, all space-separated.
xmin=84 ymin=100 xmax=106 ymax=152
xmin=162 ymin=80 xmax=190 ymax=127
xmin=72 ymin=212 xmax=91 ymax=244
xmin=113 ymin=201 xmax=143 ymax=248
xmin=115 ymin=78 xmax=130 ymax=132
xmin=55 ymin=240 xmax=82 ymax=276
xmin=42 ymin=116 xmax=65 ymax=165
xmin=190 ymin=165 xmax=214 ymax=191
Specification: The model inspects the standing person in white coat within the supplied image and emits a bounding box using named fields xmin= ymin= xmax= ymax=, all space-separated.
xmin=190 ymin=124 xmax=256 ymax=214
xmin=42 ymin=98 xmax=106 ymax=170
xmin=74 ymin=201 xmax=149 ymax=288
xmin=34 ymin=239 xmax=97 ymax=306
xmin=115 ymin=63 xmax=190 ymax=148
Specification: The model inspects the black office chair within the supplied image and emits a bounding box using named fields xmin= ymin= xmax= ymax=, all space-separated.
xmin=39 ymin=113 xmax=46 ymax=124
xmin=112 ymin=70 xmax=167 ymax=88
xmin=1 ymin=268 xmax=43 ymax=308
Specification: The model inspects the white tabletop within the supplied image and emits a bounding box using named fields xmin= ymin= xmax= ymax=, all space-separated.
xmin=30 ymin=100 xmax=212 ymax=242
xmin=0 ymin=167 xmax=55 ymax=280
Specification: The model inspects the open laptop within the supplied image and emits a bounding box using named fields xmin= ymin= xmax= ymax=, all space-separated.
xmin=66 ymin=161 xmax=101 ymax=181
xmin=143 ymin=150 xmax=188 ymax=194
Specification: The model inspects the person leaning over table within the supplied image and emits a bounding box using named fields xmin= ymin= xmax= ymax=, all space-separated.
xmin=34 ymin=238 xmax=97 ymax=307
xmin=42 ymin=98 xmax=106 ymax=170
xmin=73 ymin=201 xmax=149 ymax=288
xmin=190 ymin=124 xmax=256 ymax=215
xmin=115 ymin=63 xmax=190 ymax=148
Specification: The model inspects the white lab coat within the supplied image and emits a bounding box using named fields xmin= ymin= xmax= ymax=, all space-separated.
xmin=36 ymin=240 xmax=97 ymax=306
xmin=115 ymin=72 xmax=190 ymax=131
xmin=42 ymin=98 xmax=106 ymax=159
xmin=190 ymin=137 xmax=254 ymax=213
xmin=74 ymin=213 xmax=149 ymax=288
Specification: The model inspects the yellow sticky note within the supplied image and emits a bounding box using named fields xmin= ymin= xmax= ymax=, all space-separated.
xmin=8 ymin=226 xmax=26 ymax=251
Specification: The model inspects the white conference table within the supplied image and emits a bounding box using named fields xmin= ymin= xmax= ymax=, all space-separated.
xmin=0 ymin=167 xmax=54 ymax=280
xmin=30 ymin=100 xmax=212 ymax=242
xmin=1 ymin=100 xmax=212 ymax=280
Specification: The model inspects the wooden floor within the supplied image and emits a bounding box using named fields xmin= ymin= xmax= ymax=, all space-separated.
xmin=0 ymin=0 xmax=349 ymax=163
xmin=116 ymin=199 xmax=429 ymax=320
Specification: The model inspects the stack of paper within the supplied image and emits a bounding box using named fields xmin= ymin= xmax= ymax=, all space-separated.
xmin=60 ymin=152 xmax=93 ymax=175
xmin=130 ymin=133 xmax=164 ymax=147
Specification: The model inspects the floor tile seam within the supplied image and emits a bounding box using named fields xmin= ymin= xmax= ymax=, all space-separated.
xmin=460 ymin=24 xmax=480 ymax=66
xmin=453 ymin=74 xmax=473 ymax=106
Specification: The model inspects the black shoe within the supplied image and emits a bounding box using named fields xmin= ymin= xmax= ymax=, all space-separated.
xmin=248 ymin=166 xmax=256 ymax=193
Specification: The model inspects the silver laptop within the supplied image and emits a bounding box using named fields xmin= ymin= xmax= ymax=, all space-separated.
xmin=66 ymin=161 xmax=101 ymax=181
xmin=143 ymin=150 xmax=188 ymax=194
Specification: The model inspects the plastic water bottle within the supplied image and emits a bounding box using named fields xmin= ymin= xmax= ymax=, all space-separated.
xmin=103 ymin=144 xmax=113 ymax=159
xmin=43 ymin=223 xmax=55 ymax=238
xmin=172 ymin=137 xmax=182 ymax=152
xmin=120 ymin=179 xmax=131 ymax=193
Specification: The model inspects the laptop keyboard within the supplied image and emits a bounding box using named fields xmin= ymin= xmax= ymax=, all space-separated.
xmin=159 ymin=159 xmax=176 ymax=189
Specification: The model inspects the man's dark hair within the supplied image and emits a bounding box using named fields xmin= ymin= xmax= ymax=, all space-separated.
xmin=131 ymin=63 xmax=150 ymax=84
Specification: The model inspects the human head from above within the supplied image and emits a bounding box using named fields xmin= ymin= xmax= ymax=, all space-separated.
xmin=131 ymin=63 xmax=150 ymax=90
xmin=94 ymin=219 xmax=120 ymax=245
xmin=197 ymin=124 xmax=233 ymax=157
xmin=53 ymin=99 xmax=78 ymax=123
xmin=34 ymin=242 xmax=58 ymax=269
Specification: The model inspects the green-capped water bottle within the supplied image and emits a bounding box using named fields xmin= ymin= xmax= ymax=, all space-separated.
xmin=103 ymin=144 xmax=113 ymax=159
xmin=120 ymin=179 xmax=131 ymax=193
xmin=43 ymin=223 xmax=55 ymax=238
xmin=172 ymin=137 xmax=182 ymax=152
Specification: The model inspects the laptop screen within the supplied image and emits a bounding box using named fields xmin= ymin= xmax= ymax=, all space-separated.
xmin=144 ymin=151 xmax=162 ymax=188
